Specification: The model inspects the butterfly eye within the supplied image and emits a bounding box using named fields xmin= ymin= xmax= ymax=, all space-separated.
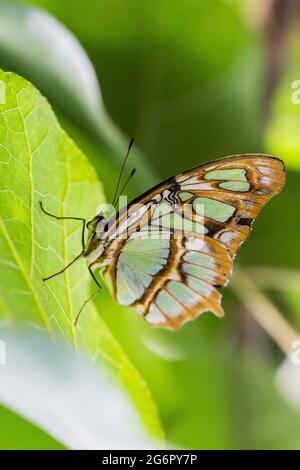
xmin=87 ymin=214 xmax=104 ymax=232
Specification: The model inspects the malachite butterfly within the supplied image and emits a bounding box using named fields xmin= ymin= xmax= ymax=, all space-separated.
xmin=42 ymin=154 xmax=285 ymax=330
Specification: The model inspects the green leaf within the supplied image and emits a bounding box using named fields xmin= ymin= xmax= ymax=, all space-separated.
xmin=0 ymin=70 xmax=163 ymax=440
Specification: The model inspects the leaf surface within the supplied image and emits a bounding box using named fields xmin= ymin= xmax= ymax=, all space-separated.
xmin=0 ymin=70 xmax=163 ymax=440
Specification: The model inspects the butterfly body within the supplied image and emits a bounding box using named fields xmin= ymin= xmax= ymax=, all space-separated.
xmin=84 ymin=154 xmax=285 ymax=330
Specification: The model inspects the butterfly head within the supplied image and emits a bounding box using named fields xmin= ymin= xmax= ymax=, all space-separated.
xmin=83 ymin=212 xmax=109 ymax=260
xmin=86 ymin=213 xmax=107 ymax=233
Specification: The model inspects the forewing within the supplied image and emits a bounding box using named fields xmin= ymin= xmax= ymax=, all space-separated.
xmin=175 ymin=154 xmax=285 ymax=256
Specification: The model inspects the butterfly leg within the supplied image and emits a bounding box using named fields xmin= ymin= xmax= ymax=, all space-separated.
xmin=73 ymin=262 xmax=102 ymax=326
xmin=88 ymin=262 xmax=102 ymax=290
xmin=40 ymin=201 xmax=87 ymax=281
xmin=43 ymin=251 xmax=84 ymax=282
xmin=74 ymin=289 xmax=101 ymax=326
xmin=39 ymin=201 xmax=86 ymax=251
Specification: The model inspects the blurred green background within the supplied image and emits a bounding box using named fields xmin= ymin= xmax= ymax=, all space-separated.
xmin=1 ymin=0 xmax=300 ymax=450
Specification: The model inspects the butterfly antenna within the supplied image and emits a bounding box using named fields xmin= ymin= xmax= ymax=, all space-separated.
xmin=118 ymin=168 xmax=136 ymax=200
xmin=107 ymin=167 xmax=136 ymax=222
xmin=111 ymin=138 xmax=134 ymax=209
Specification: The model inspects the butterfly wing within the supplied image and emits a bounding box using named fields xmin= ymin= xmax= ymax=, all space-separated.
xmin=98 ymin=154 xmax=285 ymax=330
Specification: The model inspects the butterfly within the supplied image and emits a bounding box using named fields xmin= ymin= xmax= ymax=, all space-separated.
xmin=41 ymin=153 xmax=285 ymax=330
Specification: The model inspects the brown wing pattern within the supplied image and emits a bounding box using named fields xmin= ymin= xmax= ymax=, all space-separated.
xmin=175 ymin=154 xmax=285 ymax=257
xmin=96 ymin=154 xmax=285 ymax=330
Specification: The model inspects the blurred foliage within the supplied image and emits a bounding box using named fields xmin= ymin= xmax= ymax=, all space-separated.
xmin=0 ymin=0 xmax=300 ymax=450
xmin=10 ymin=0 xmax=264 ymax=177
xmin=266 ymin=29 xmax=300 ymax=170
